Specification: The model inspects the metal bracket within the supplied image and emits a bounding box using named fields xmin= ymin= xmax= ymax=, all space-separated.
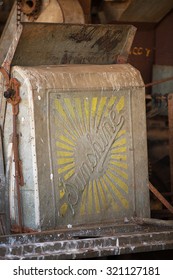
xmin=0 ymin=67 xmax=24 ymax=233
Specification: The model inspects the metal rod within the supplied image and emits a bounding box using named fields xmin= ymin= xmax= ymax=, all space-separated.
xmin=149 ymin=182 xmax=173 ymax=214
xmin=13 ymin=112 xmax=22 ymax=233
xmin=145 ymin=76 xmax=173 ymax=88
xmin=133 ymin=217 xmax=173 ymax=227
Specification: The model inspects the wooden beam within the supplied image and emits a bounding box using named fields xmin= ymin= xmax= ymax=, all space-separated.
xmin=168 ymin=93 xmax=173 ymax=195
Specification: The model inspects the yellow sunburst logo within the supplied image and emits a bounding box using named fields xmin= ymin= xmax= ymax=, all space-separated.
xmin=54 ymin=95 xmax=129 ymax=218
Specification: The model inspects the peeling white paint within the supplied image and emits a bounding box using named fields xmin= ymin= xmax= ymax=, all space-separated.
xmin=124 ymin=217 xmax=129 ymax=223
xmin=67 ymin=224 xmax=72 ymax=229
xmin=21 ymin=117 xmax=25 ymax=123
xmin=116 ymin=238 xmax=119 ymax=247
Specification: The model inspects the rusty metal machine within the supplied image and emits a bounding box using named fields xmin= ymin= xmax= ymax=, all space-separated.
xmin=0 ymin=0 xmax=173 ymax=260
xmin=1 ymin=21 xmax=150 ymax=232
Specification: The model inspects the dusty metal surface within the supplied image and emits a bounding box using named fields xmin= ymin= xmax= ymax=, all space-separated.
xmin=11 ymin=23 xmax=136 ymax=66
xmin=0 ymin=220 xmax=173 ymax=259
xmin=2 ymin=64 xmax=149 ymax=231
xmin=1 ymin=25 xmax=23 ymax=73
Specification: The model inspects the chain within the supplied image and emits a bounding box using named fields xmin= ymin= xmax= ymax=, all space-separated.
xmin=17 ymin=0 xmax=22 ymax=27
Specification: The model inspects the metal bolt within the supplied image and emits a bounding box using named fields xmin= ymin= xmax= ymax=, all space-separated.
xmin=4 ymin=89 xmax=15 ymax=99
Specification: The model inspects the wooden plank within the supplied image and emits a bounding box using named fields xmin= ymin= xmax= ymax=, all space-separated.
xmin=121 ymin=0 xmax=173 ymax=22
xmin=168 ymin=93 xmax=173 ymax=195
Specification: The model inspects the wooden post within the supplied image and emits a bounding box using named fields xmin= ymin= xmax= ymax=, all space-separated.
xmin=168 ymin=93 xmax=173 ymax=197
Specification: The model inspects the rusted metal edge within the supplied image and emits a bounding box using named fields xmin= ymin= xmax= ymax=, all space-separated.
xmin=0 ymin=21 xmax=23 ymax=234
xmin=1 ymin=24 xmax=23 ymax=73
xmin=1 ymin=225 xmax=173 ymax=259
xmin=0 ymin=71 xmax=23 ymax=234
xmin=0 ymin=67 xmax=10 ymax=87
xmin=149 ymin=182 xmax=173 ymax=214
xmin=10 ymin=78 xmax=23 ymax=234
xmin=11 ymin=224 xmax=37 ymax=234
xmin=1 ymin=219 xmax=172 ymax=243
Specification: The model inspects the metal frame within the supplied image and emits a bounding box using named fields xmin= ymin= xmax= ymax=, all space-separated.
xmin=0 ymin=219 xmax=173 ymax=259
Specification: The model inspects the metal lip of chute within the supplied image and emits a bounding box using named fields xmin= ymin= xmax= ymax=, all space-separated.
xmin=11 ymin=22 xmax=136 ymax=67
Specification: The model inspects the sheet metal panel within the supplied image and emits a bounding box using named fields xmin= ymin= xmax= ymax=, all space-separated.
xmin=11 ymin=23 xmax=136 ymax=66
xmin=4 ymin=64 xmax=149 ymax=230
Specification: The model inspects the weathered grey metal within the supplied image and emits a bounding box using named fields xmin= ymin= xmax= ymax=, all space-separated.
xmin=3 ymin=63 xmax=149 ymax=231
xmin=11 ymin=23 xmax=136 ymax=67
xmin=0 ymin=2 xmax=17 ymax=66
xmin=1 ymin=25 xmax=23 ymax=72
xmin=0 ymin=73 xmax=10 ymax=235
xmin=0 ymin=221 xmax=173 ymax=259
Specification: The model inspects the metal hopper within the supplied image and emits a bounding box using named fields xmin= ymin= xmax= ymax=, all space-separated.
xmin=11 ymin=22 xmax=136 ymax=66
xmin=0 ymin=22 xmax=150 ymax=233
